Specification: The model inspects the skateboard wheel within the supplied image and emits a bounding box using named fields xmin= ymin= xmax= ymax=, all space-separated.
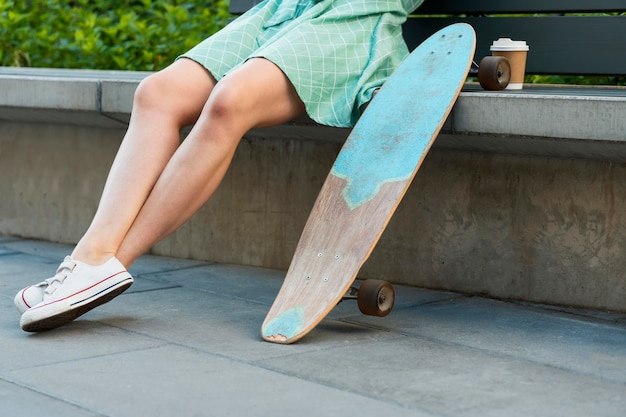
xmin=477 ymin=56 xmax=511 ymax=91
xmin=357 ymin=279 xmax=395 ymax=317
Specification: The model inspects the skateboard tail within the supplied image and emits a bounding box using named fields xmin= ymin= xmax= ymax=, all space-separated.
xmin=262 ymin=306 xmax=306 ymax=343
xmin=262 ymin=176 xmax=408 ymax=344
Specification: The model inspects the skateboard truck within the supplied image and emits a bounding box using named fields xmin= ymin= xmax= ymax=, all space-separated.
xmin=342 ymin=279 xmax=395 ymax=317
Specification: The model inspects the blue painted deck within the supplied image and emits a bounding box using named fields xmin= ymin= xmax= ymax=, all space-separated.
xmin=332 ymin=23 xmax=476 ymax=210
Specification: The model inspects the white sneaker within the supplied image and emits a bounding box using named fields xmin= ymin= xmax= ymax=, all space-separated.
xmin=15 ymin=257 xmax=81 ymax=314
xmin=19 ymin=256 xmax=134 ymax=332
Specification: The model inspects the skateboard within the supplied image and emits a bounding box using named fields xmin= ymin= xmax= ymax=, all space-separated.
xmin=262 ymin=23 xmax=476 ymax=344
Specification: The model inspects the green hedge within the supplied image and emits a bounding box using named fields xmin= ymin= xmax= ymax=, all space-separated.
xmin=2 ymin=2 xmax=624 ymax=85
xmin=0 ymin=0 xmax=230 ymax=71
xmin=527 ymin=74 xmax=625 ymax=86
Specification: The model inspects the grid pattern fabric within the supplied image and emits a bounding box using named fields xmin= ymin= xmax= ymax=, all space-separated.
xmin=180 ymin=0 xmax=425 ymax=127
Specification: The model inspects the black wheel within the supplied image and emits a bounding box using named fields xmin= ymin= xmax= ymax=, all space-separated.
xmin=477 ymin=56 xmax=511 ymax=91
xmin=357 ymin=279 xmax=395 ymax=317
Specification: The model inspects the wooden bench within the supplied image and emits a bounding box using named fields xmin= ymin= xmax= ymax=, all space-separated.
xmin=231 ymin=0 xmax=626 ymax=78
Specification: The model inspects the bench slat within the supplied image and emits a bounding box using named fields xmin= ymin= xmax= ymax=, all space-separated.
xmin=404 ymin=16 xmax=626 ymax=76
xmin=416 ymin=0 xmax=626 ymax=14
xmin=227 ymin=0 xmax=626 ymax=76
xmin=229 ymin=0 xmax=262 ymax=15
xmin=230 ymin=0 xmax=626 ymax=16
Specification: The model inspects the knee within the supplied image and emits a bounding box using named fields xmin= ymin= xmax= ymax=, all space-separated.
xmin=201 ymin=80 xmax=248 ymax=125
xmin=132 ymin=67 xmax=207 ymax=128
xmin=132 ymin=71 xmax=169 ymax=112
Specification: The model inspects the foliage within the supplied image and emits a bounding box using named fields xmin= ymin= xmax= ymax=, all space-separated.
xmin=0 ymin=0 xmax=230 ymax=71
xmin=526 ymin=74 xmax=626 ymax=86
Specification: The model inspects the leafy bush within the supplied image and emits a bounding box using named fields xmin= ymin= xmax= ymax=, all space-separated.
xmin=0 ymin=0 xmax=230 ymax=70
xmin=526 ymin=74 xmax=626 ymax=86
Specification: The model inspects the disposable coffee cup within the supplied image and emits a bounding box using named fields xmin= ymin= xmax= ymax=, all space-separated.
xmin=490 ymin=38 xmax=529 ymax=90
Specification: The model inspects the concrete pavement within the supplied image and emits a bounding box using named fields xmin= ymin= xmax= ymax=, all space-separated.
xmin=1 ymin=236 xmax=625 ymax=417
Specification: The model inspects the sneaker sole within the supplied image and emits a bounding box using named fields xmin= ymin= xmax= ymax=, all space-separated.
xmin=21 ymin=280 xmax=133 ymax=332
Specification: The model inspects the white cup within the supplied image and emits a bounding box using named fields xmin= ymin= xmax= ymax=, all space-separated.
xmin=490 ymin=38 xmax=529 ymax=90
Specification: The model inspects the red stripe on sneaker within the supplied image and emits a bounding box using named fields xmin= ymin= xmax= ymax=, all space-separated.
xmin=30 ymin=271 xmax=131 ymax=310
xmin=21 ymin=286 xmax=33 ymax=308
xmin=70 ymin=277 xmax=133 ymax=306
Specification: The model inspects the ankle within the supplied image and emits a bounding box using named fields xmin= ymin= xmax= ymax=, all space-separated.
xmin=71 ymin=244 xmax=117 ymax=267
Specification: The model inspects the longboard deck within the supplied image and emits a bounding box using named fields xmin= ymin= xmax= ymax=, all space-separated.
xmin=262 ymin=23 xmax=476 ymax=344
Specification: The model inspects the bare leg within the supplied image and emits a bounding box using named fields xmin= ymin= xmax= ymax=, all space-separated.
xmin=71 ymin=58 xmax=216 ymax=264
xmin=74 ymin=58 xmax=305 ymax=267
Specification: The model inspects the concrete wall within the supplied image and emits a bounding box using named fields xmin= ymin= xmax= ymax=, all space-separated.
xmin=2 ymin=119 xmax=625 ymax=312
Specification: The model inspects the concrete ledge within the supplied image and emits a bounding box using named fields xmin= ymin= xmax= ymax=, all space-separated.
xmin=438 ymin=84 xmax=626 ymax=161
xmin=453 ymin=85 xmax=626 ymax=142
xmin=2 ymin=67 xmax=626 ymax=312
xmin=2 ymin=67 xmax=626 ymax=159
xmin=0 ymin=67 xmax=149 ymax=127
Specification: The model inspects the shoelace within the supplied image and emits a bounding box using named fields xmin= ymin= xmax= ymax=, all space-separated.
xmin=43 ymin=258 xmax=77 ymax=296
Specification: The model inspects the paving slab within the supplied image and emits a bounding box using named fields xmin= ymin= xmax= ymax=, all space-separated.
xmin=6 ymin=344 xmax=429 ymax=417
xmin=259 ymin=336 xmax=626 ymax=417
xmin=352 ymin=297 xmax=626 ymax=384
xmin=1 ymin=237 xmax=625 ymax=417
xmin=0 ymin=300 xmax=164 ymax=371
xmin=0 ymin=380 xmax=100 ymax=417
xmin=86 ymin=273 xmax=402 ymax=363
